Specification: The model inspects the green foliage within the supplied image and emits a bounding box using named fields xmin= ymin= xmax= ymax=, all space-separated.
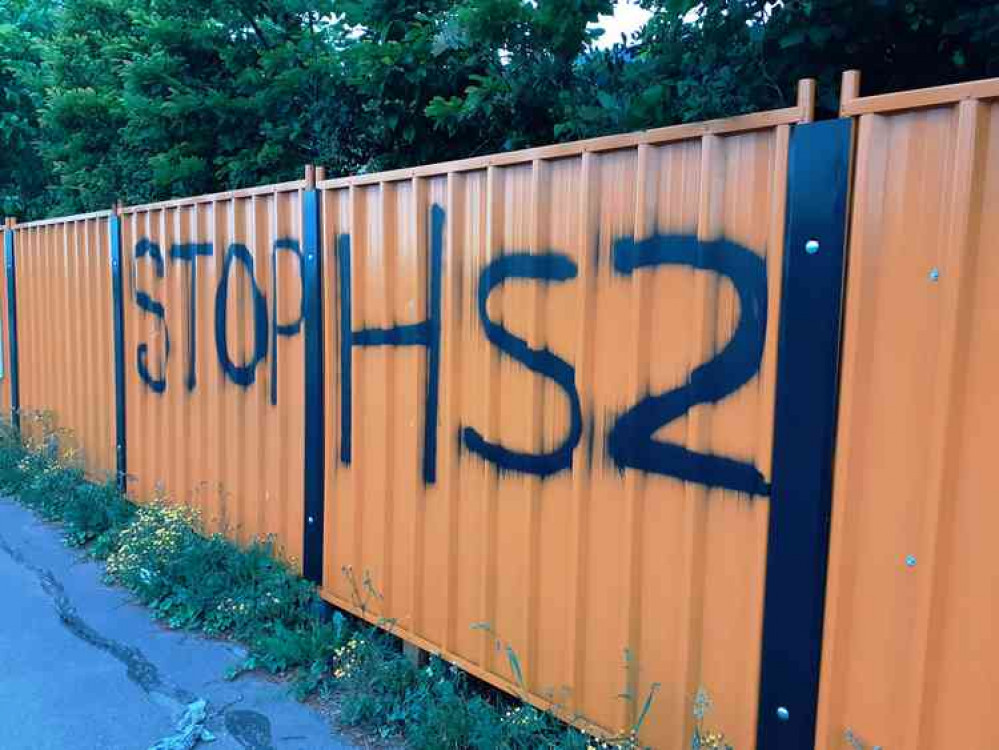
xmin=690 ymin=687 xmax=733 ymax=750
xmin=105 ymin=503 xmax=321 ymax=644
xmin=0 ymin=424 xmax=30 ymax=490
xmin=26 ymin=0 xmax=350 ymax=213
xmin=558 ymin=0 xmax=999 ymax=141
xmin=332 ymin=639 xmax=598 ymax=748
xmin=238 ymin=618 xmax=351 ymax=699
xmin=0 ymin=0 xmax=55 ymax=217
xmin=61 ymin=480 xmax=136 ymax=548
xmin=2 ymin=0 xmax=996 ymax=220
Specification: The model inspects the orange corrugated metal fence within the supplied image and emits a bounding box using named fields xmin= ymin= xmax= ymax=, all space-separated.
xmin=817 ymin=74 xmax=999 ymax=750
xmin=11 ymin=211 xmax=116 ymax=477
xmin=119 ymin=182 xmax=308 ymax=562
xmin=3 ymin=71 xmax=999 ymax=749
xmin=316 ymin=88 xmax=814 ymax=748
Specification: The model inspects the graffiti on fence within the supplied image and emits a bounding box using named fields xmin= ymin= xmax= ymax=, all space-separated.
xmin=607 ymin=233 xmax=768 ymax=495
xmin=134 ymin=237 xmax=169 ymax=395
xmin=131 ymin=203 xmax=769 ymax=495
xmin=460 ymin=249 xmax=582 ymax=479
xmin=337 ymin=207 xmax=443 ymax=484
xmin=132 ymin=236 xmax=304 ymax=405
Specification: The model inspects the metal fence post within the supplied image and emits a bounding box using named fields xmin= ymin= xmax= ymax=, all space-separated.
xmin=4 ymin=218 xmax=20 ymax=432
xmin=109 ymin=206 xmax=128 ymax=491
xmin=756 ymin=118 xmax=854 ymax=750
xmin=302 ymin=166 xmax=326 ymax=583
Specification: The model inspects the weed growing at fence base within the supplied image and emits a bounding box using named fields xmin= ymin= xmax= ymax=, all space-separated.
xmin=0 ymin=418 xmax=663 ymax=749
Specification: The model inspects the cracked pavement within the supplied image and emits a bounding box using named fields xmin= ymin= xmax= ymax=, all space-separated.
xmin=0 ymin=497 xmax=358 ymax=750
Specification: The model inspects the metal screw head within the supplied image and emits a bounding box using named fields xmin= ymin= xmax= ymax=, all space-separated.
xmin=776 ymin=706 xmax=790 ymax=722
xmin=929 ymin=267 xmax=940 ymax=282
xmin=805 ymin=239 xmax=820 ymax=255
xmin=906 ymin=554 xmax=917 ymax=568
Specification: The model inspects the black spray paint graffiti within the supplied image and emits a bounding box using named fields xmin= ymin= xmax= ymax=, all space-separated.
xmin=336 ymin=206 xmax=443 ymax=485
xmin=460 ymin=252 xmax=582 ymax=478
xmin=134 ymin=238 xmax=169 ymax=394
xmin=332 ymin=205 xmax=769 ymax=494
xmin=607 ymin=234 xmax=769 ymax=496
xmin=132 ymin=236 xmax=302 ymax=404
xmin=214 ymin=243 xmax=268 ymax=388
xmin=131 ymin=203 xmax=769 ymax=495
xmin=167 ymin=242 xmax=212 ymax=391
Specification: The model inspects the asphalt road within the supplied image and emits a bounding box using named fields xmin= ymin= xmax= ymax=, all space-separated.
xmin=0 ymin=497 xmax=357 ymax=750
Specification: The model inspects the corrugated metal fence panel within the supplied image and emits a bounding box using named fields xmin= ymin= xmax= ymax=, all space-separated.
xmin=318 ymin=118 xmax=795 ymax=747
xmin=13 ymin=213 xmax=116 ymax=477
xmin=818 ymin=87 xmax=999 ymax=749
xmin=120 ymin=184 xmax=306 ymax=564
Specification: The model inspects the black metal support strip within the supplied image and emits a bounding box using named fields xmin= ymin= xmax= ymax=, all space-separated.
xmin=756 ymin=118 xmax=853 ymax=750
xmin=302 ymin=188 xmax=326 ymax=584
xmin=109 ymin=214 xmax=128 ymax=491
xmin=4 ymin=227 xmax=20 ymax=431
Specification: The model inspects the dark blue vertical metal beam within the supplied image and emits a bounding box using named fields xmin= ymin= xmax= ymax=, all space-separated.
xmin=302 ymin=181 xmax=326 ymax=584
xmin=756 ymin=118 xmax=854 ymax=750
xmin=4 ymin=223 xmax=20 ymax=432
xmin=109 ymin=213 xmax=128 ymax=491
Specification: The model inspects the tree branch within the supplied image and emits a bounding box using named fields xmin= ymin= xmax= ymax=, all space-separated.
xmin=239 ymin=9 xmax=273 ymax=50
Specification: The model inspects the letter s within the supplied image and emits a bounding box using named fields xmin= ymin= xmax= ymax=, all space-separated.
xmin=461 ymin=252 xmax=582 ymax=477
xmin=134 ymin=238 xmax=169 ymax=394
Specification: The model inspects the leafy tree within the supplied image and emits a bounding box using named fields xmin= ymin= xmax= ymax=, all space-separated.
xmin=556 ymin=0 xmax=999 ymax=140
xmin=762 ymin=0 xmax=999 ymax=112
xmin=36 ymin=0 xmax=349 ymax=211
xmin=37 ymin=0 xmax=144 ymax=214
xmin=120 ymin=0 xmax=347 ymax=195
xmin=423 ymin=0 xmax=613 ymax=153
xmin=0 ymin=0 xmax=55 ymax=217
